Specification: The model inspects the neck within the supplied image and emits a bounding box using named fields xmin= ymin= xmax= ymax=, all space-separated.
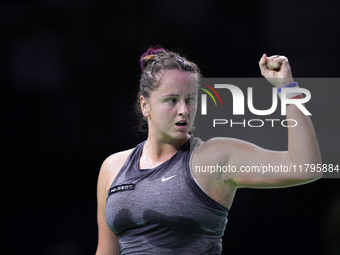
xmin=145 ymin=134 xmax=189 ymax=157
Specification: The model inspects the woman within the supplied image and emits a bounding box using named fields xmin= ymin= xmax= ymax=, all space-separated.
xmin=96 ymin=46 xmax=322 ymax=254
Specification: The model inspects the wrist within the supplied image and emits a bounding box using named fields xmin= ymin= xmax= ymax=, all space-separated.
xmin=277 ymin=82 xmax=303 ymax=99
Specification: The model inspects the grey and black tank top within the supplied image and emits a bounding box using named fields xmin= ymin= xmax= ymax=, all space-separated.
xmin=105 ymin=137 xmax=229 ymax=254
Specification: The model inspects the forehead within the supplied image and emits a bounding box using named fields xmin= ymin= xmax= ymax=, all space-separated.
xmin=155 ymin=70 xmax=197 ymax=95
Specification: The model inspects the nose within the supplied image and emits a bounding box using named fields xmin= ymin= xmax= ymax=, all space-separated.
xmin=178 ymin=100 xmax=189 ymax=116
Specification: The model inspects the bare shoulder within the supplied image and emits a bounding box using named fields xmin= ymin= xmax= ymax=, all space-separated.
xmin=103 ymin=149 xmax=134 ymax=169
xmin=98 ymin=148 xmax=134 ymax=192
xmin=191 ymin=137 xmax=241 ymax=208
xmin=191 ymin=137 xmax=246 ymax=179
xmin=191 ymin=136 xmax=269 ymax=181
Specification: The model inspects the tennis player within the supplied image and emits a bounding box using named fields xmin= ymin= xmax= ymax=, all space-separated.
xmin=96 ymin=46 xmax=322 ymax=255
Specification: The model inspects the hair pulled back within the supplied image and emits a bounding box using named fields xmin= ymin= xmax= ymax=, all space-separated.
xmin=135 ymin=46 xmax=201 ymax=132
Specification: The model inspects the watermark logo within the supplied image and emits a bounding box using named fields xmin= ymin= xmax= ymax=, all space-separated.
xmin=198 ymin=83 xmax=311 ymax=116
xmin=197 ymin=82 xmax=223 ymax=115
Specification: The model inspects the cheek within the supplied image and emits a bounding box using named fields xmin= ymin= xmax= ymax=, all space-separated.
xmin=161 ymin=103 xmax=178 ymax=114
xmin=151 ymin=104 xmax=174 ymax=120
xmin=159 ymin=105 xmax=172 ymax=114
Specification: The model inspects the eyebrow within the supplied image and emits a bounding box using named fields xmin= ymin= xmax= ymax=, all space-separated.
xmin=161 ymin=93 xmax=197 ymax=98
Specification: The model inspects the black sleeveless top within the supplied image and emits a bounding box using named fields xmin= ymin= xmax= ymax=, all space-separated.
xmin=105 ymin=137 xmax=229 ymax=254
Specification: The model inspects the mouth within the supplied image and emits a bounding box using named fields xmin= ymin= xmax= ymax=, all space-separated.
xmin=175 ymin=120 xmax=188 ymax=128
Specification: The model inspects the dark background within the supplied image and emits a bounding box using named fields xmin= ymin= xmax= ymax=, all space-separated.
xmin=2 ymin=0 xmax=340 ymax=254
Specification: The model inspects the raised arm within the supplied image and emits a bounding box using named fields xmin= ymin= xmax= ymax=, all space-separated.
xmin=229 ymin=54 xmax=322 ymax=187
xmin=192 ymin=54 xmax=322 ymax=189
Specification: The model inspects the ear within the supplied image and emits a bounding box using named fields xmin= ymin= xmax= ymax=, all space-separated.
xmin=140 ymin=95 xmax=150 ymax=117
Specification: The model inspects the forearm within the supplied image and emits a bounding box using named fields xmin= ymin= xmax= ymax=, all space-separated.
xmin=286 ymin=103 xmax=322 ymax=168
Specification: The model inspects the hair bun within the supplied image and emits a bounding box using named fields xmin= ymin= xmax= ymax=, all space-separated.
xmin=140 ymin=45 xmax=167 ymax=71
xmin=142 ymin=54 xmax=155 ymax=62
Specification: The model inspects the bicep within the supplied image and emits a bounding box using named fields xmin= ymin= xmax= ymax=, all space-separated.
xmin=227 ymin=141 xmax=321 ymax=188
xmin=198 ymin=137 xmax=320 ymax=189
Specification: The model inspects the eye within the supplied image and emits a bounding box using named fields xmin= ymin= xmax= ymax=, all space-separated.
xmin=166 ymin=98 xmax=178 ymax=104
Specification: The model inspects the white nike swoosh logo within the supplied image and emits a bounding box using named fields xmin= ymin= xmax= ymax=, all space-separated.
xmin=161 ymin=175 xmax=177 ymax=182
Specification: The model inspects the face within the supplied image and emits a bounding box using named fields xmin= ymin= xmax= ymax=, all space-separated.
xmin=141 ymin=69 xmax=198 ymax=142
